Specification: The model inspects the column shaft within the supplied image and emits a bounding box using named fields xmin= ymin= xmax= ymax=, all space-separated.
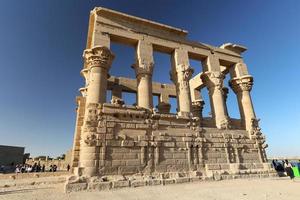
xmin=79 ymin=46 xmax=114 ymax=177
xmin=133 ymin=40 xmax=154 ymax=109
xmin=230 ymin=75 xmax=255 ymax=130
xmin=137 ymin=74 xmax=153 ymax=108
xmin=86 ymin=67 xmax=108 ymax=104
xmin=201 ymin=71 xmax=229 ymax=129
xmin=171 ymin=48 xmax=193 ymax=116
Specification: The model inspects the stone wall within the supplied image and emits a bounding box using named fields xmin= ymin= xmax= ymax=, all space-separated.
xmin=0 ymin=145 xmax=25 ymax=166
xmin=72 ymin=103 xmax=269 ymax=177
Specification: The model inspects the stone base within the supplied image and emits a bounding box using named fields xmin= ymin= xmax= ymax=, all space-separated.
xmin=64 ymin=168 xmax=278 ymax=193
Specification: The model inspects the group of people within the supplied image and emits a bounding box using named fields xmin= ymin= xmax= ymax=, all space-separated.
xmin=14 ymin=163 xmax=58 ymax=173
xmin=272 ymin=159 xmax=300 ymax=180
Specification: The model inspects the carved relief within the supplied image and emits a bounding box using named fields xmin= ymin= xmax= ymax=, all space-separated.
xmin=219 ymin=118 xmax=231 ymax=130
xmin=84 ymin=132 xmax=97 ymax=146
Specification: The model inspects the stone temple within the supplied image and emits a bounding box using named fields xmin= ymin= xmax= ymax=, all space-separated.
xmin=66 ymin=7 xmax=274 ymax=192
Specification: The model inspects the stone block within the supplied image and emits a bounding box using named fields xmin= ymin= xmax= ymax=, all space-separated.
xmin=173 ymin=153 xmax=186 ymax=159
xmin=97 ymin=127 xmax=106 ymax=133
xmin=106 ymin=122 xmax=116 ymax=128
xmin=163 ymin=179 xmax=175 ymax=185
xmin=175 ymin=177 xmax=190 ymax=183
xmin=126 ymin=159 xmax=140 ymax=166
xmin=163 ymin=142 xmax=175 ymax=147
xmin=89 ymin=182 xmax=112 ymax=191
xmin=126 ymin=123 xmax=136 ymax=129
xmin=118 ymin=166 xmax=139 ymax=174
xmin=163 ymin=152 xmax=173 ymax=159
xmin=106 ymin=134 xmax=115 ymax=140
xmin=111 ymin=153 xmax=123 ymax=160
xmin=130 ymin=180 xmax=147 ymax=187
xmin=65 ymin=182 xmax=87 ymax=192
xmin=147 ymin=179 xmax=162 ymax=186
xmin=136 ymin=124 xmax=150 ymax=129
xmin=188 ymin=177 xmax=199 ymax=182
xmin=112 ymin=160 xmax=126 ymax=166
xmin=112 ymin=180 xmax=130 ymax=188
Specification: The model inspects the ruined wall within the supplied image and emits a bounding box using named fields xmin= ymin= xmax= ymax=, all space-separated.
xmin=76 ymin=103 xmax=268 ymax=177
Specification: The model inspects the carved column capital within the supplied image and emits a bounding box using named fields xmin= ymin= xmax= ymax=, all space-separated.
xmin=229 ymin=75 xmax=253 ymax=94
xmin=191 ymin=100 xmax=205 ymax=118
xmin=83 ymin=46 xmax=115 ymax=70
xmin=201 ymin=71 xmax=225 ymax=91
xmin=170 ymin=64 xmax=194 ymax=88
xmin=132 ymin=59 xmax=154 ymax=76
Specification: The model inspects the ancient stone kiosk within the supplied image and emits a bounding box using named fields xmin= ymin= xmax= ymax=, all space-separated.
xmin=66 ymin=7 xmax=274 ymax=192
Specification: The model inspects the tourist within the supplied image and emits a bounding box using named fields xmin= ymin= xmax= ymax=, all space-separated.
xmin=272 ymin=159 xmax=277 ymax=170
xmin=27 ymin=165 xmax=32 ymax=173
xmin=284 ymin=160 xmax=295 ymax=180
xmin=0 ymin=165 xmax=4 ymax=173
xmin=15 ymin=165 xmax=20 ymax=173
xmin=42 ymin=164 xmax=45 ymax=172
xmin=53 ymin=165 xmax=57 ymax=172
xmin=67 ymin=164 xmax=70 ymax=172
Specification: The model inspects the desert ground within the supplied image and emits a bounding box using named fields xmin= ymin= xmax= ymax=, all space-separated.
xmin=0 ymin=175 xmax=299 ymax=200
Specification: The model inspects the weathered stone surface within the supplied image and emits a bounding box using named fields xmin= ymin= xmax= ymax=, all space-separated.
xmin=68 ymin=6 xmax=272 ymax=192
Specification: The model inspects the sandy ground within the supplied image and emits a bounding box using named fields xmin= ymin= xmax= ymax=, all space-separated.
xmin=0 ymin=177 xmax=299 ymax=200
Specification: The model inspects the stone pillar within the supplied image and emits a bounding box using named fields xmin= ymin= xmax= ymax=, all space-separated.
xmin=79 ymin=46 xmax=115 ymax=177
xmin=191 ymin=100 xmax=205 ymax=118
xmin=83 ymin=46 xmax=115 ymax=104
xmin=201 ymin=71 xmax=229 ymax=129
xmin=111 ymin=87 xmax=124 ymax=105
xmin=171 ymin=48 xmax=194 ymax=117
xmin=230 ymin=75 xmax=255 ymax=131
xmin=132 ymin=40 xmax=154 ymax=109
xmin=222 ymin=87 xmax=229 ymax=117
xmin=157 ymin=93 xmax=171 ymax=113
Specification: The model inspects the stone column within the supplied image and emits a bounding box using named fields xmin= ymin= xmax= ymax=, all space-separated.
xmin=201 ymin=71 xmax=229 ymax=129
xmin=171 ymin=48 xmax=194 ymax=117
xmin=132 ymin=40 xmax=154 ymax=109
xmin=80 ymin=46 xmax=115 ymax=177
xmin=222 ymin=87 xmax=229 ymax=117
xmin=83 ymin=46 xmax=115 ymax=104
xmin=191 ymin=100 xmax=205 ymax=118
xmin=230 ymin=75 xmax=255 ymax=131
xmin=156 ymin=93 xmax=171 ymax=113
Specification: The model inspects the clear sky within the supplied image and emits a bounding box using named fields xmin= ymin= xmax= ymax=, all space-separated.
xmin=0 ymin=0 xmax=299 ymax=158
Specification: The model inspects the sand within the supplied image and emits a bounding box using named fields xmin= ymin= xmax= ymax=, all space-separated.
xmin=0 ymin=177 xmax=299 ymax=200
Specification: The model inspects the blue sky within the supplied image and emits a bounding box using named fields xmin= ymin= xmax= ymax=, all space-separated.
xmin=0 ymin=0 xmax=299 ymax=157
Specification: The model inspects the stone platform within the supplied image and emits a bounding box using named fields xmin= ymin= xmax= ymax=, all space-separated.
xmin=65 ymin=103 xmax=273 ymax=192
